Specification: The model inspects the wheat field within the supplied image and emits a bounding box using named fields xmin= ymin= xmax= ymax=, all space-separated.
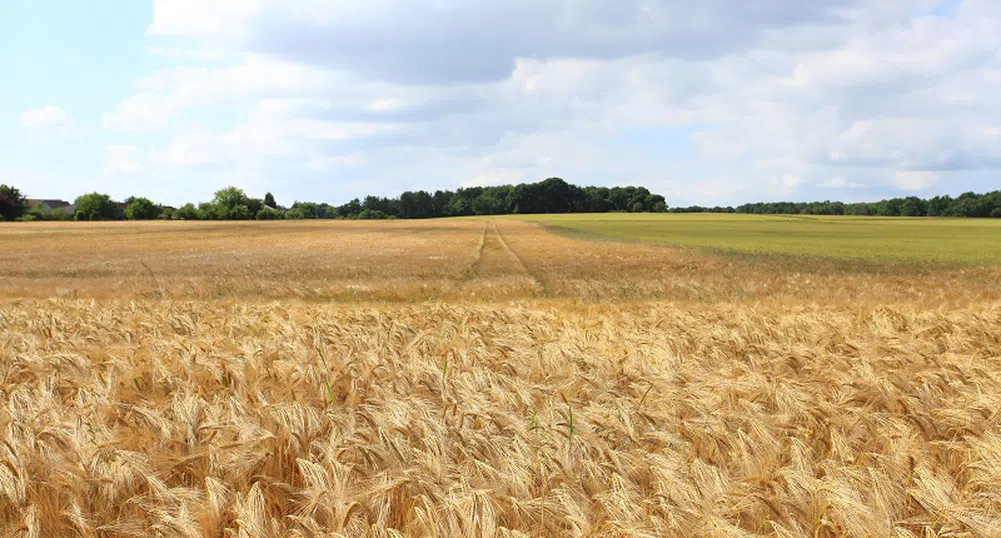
xmin=2 ymin=219 xmax=1000 ymax=537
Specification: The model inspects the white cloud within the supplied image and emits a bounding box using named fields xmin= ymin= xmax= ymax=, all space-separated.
xmin=147 ymin=0 xmax=257 ymax=40
xmin=147 ymin=1 xmax=862 ymax=79
xmin=152 ymin=132 xmax=228 ymax=167
xmin=103 ymin=146 xmax=145 ymax=175
xmin=893 ymin=171 xmax=939 ymax=191
xmin=309 ymin=153 xmax=365 ymax=171
xmin=21 ymin=105 xmax=79 ymax=138
xmin=78 ymin=0 xmax=1001 ymax=205
xmin=102 ymin=93 xmax=173 ymax=131
xmin=821 ymin=177 xmax=864 ymax=189
xmin=366 ymin=98 xmax=406 ymax=113
xmin=103 ymin=55 xmax=341 ymax=132
xmin=144 ymin=45 xmax=231 ymax=61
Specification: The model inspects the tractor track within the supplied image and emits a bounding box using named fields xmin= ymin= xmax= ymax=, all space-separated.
xmin=490 ymin=221 xmax=546 ymax=294
xmin=460 ymin=220 xmax=546 ymax=295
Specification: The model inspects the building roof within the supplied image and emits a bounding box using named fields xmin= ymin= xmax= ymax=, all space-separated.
xmin=26 ymin=199 xmax=74 ymax=211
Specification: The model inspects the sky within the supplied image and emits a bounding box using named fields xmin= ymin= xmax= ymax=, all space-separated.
xmin=4 ymin=0 xmax=1000 ymax=207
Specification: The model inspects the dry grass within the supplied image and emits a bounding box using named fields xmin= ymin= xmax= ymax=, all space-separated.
xmin=2 ymin=219 xmax=1001 ymax=536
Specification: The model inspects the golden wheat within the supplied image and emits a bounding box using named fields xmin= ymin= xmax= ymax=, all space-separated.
xmin=1 ymin=220 xmax=1000 ymax=536
xmin=2 ymin=220 xmax=997 ymax=305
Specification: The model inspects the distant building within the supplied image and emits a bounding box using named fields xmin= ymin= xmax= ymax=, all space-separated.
xmin=27 ymin=199 xmax=76 ymax=215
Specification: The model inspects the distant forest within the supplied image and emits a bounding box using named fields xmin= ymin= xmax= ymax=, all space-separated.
xmin=674 ymin=190 xmax=1001 ymax=218
xmin=2 ymin=179 xmax=1000 ymax=221
xmin=3 ymin=178 xmax=667 ymax=221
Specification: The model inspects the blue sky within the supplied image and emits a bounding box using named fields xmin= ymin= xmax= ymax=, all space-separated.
xmin=5 ymin=0 xmax=1000 ymax=207
xmin=2 ymin=2 xmax=146 ymax=189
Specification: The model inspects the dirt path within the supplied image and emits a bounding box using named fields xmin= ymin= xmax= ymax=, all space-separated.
xmin=491 ymin=221 xmax=546 ymax=293
xmin=463 ymin=221 xmax=544 ymax=295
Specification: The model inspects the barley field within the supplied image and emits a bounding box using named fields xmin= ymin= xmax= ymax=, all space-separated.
xmin=2 ymin=218 xmax=1001 ymax=537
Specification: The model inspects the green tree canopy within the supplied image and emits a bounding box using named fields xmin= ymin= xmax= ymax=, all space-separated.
xmin=74 ymin=193 xmax=122 ymax=221
xmin=286 ymin=202 xmax=320 ymax=220
xmin=198 ymin=202 xmax=218 ymax=220
xmin=0 ymin=184 xmax=27 ymax=221
xmin=212 ymin=187 xmax=254 ymax=220
xmin=124 ymin=197 xmax=161 ymax=220
xmin=256 ymin=206 xmax=284 ymax=220
xmin=174 ymin=203 xmax=199 ymax=220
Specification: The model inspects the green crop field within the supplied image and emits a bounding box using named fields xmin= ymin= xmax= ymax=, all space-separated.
xmin=506 ymin=213 xmax=1001 ymax=264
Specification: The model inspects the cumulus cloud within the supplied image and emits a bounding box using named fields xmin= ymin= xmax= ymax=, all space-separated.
xmin=821 ymin=177 xmax=864 ymax=189
xmin=88 ymin=0 xmax=1001 ymax=205
xmin=893 ymin=171 xmax=940 ymax=191
xmin=102 ymin=93 xmax=174 ymax=131
xmin=103 ymin=146 xmax=145 ymax=175
xmin=21 ymin=105 xmax=79 ymax=138
xmin=148 ymin=0 xmax=864 ymax=83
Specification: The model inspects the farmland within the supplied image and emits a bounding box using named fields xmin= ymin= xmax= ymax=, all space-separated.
xmin=515 ymin=213 xmax=1001 ymax=264
xmin=2 ymin=217 xmax=1001 ymax=537
xmin=2 ymin=218 xmax=997 ymax=303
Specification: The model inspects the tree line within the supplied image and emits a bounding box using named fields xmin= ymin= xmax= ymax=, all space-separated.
xmin=0 ymin=178 xmax=667 ymax=221
xmin=666 ymin=191 xmax=1001 ymax=218
xmin=4 ymin=180 xmax=1001 ymax=222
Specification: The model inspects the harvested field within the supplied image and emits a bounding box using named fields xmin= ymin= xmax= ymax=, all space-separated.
xmin=1 ymin=218 xmax=1000 ymax=537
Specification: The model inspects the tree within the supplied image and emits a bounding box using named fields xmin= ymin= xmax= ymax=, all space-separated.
xmin=256 ymin=206 xmax=284 ymax=220
xmin=949 ymin=191 xmax=993 ymax=218
xmin=362 ymin=195 xmax=395 ymax=216
xmin=431 ymin=191 xmax=452 ymax=217
xmin=926 ymin=195 xmax=952 ymax=216
xmin=472 ymin=191 xmax=507 ymax=215
xmin=506 ymin=184 xmax=535 ymax=214
xmin=25 ymin=204 xmax=71 ymax=221
xmin=287 ymin=202 xmax=320 ymax=220
xmin=74 ymin=193 xmax=122 ymax=221
xmin=446 ymin=195 xmax=473 ymax=216
xmin=175 ymin=203 xmax=199 ymax=220
xmin=410 ymin=190 xmax=434 ymax=218
xmin=398 ymin=192 xmax=412 ymax=217
xmin=641 ymin=194 xmax=668 ymax=213
xmin=339 ymin=198 xmax=362 ymax=218
xmin=211 ymin=186 xmax=253 ymax=219
xmin=579 ymin=187 xmax=612 ymax=212
xmin=198 ymin=202 xmax=218 ymax=220
xmin=16 ymin=178 xmax=681 ymax=222
xmin=316 ymin=203 xmax=337 ymax=219
xmin=124 ymin=197 xmax=161 ymax=220
xmin=875 ymin=198 xmax=903 ymax=216
xmin=247 ymin=198 xmax=264 ymax=217
xmin=227 ymin=205 xmax=252 ymax=220
xmin=900 ymin=197 xmax=926 ymax=217
xmin=0 ymin=184 xmax=28 ymax=221
xmin=357 ymin=208 xmax=389 ymax=219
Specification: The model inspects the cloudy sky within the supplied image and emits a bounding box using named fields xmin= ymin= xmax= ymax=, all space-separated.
xmin=4 ymin=0 xmax=999 ymax=206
